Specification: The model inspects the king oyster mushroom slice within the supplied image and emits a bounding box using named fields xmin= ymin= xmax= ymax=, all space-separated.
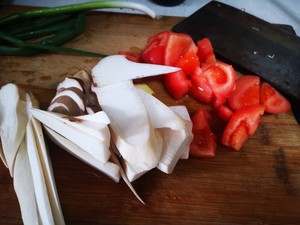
xmin=135 ymin=87 xmax=193 ymax=174
xmin=43 ymin=126 xmax=120 ymax=182
xmin=48 ymin=77 xmax=87 ymax=116
xmin=0 ymin=83 xmax=27 ymax=175
xmin=26 ymin=93 xmax=65 ymax=225
xmin=37 ymin=73 xmax=121 ymax=181
xmin=0 ymin=84 xmax=65 ymax=225
xmin=31 ymin=109 xmax=111 ymax=163
xmin=91 ymin=55 xmax=181 ymax=181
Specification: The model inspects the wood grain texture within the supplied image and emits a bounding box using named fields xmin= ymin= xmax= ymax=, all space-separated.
xmin=1 ymin=5 xmax=300 ymax=225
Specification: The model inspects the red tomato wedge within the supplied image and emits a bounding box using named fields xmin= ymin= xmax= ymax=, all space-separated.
xmin=164 ymin=70 xmax=191 ymax=100
xmin=119 ymin=51 xmax=141 ymax=63
xmin=190 ymin=109 xmax=217 ymax=158
xmin=203 ymin=62 xmax=237 ymax=108
xmin=141 ymin=31 xmax=170 ymax=65
xmin=221 ymin=105 xmax=265 ymax=150
xmin=189 ymin=67 xmax=213 ymax=103
xmin=197 ymin=38 xmax=217 ymax=66
xmin=228 ymin=75 xmax=260 ymax=111
xmin=218 ymin=105 xmax=233 ymax=121
xmin=164 ymin=32 xmax=197 ymax=66
xmin=260 ymin=82 xmax=291 ymax=114
xmin=175 ymin=50 xmax=200 ymax=76
xmin=141 ymin=31 xmax=197 ymax=66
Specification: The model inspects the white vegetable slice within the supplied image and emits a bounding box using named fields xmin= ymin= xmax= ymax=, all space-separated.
xmin=134 ymin=88 xmax=193 ymax=174
xmin=0 ymin=84 xmax=27 ymax=175
xmin=170 ymin=106 xmax=193 ymax=160
xmin=110 ymin=142 xmax=144 ymax=204
xmin=31 ymin=108 xmax=111 ymax=163
xmin=44 ymin=126 xmax=120 ymax=182
xmin=13 ymin=139 xmax=40 ymax=225
xmin=26 ymin=120 xmax=55 ymax=225
xmin=26 ymin=93 xmax=65 ymax=225
xmin=92 ymin=55 xmax=180 ymax=87
xmin=93 ymin=81 xmax=163 ymax=178
xmin=135 ymin=87 xmax=186 ymax=130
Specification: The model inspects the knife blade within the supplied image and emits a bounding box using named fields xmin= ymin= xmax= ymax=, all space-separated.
xmin=172 ymin=1 xmax=300 ymax=124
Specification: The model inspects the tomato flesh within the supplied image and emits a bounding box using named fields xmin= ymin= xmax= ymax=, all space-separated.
xmin=164 ymin=70 xmax=191 ymax=100
xmin=141 ymin=31 xmax=170 ymax=65
xmin=228 ymin=75 xmax=260 ymax=111
xmin=260 ymin=82 xmax=291 ymax=114
xmin=190 ymin=109 xmax=217 ymax=158
xmin=197 ymin=38 xmax=216 ymax=66
xmin=221 ymin=105 xmax=265 ymax=150
xmin=203 ymin=62 xmax=236 ymax=108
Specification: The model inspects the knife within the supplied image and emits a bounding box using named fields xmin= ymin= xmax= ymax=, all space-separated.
xmin=172 ymin=1 xmax=300 ymax=124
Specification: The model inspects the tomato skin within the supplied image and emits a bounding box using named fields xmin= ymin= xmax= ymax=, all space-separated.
xmin=141 ymin=31 xmax=170 ymax=65
xmin=228 ymin=75 xmax=260 ymax=111
xmin=119 ymin=51 xmax=142 ymax=63
xmin=190 ymin=109 xmax=217 ymax=158
xmin=218 ymin=105 xmax=233 ymax=121
xmin=197 ymin=38 xmax=217 ymax=66
xmin=260 ymin=82 xmax=291 ymax=114
xmin=141 ymin=31 xmax=197 ymax=67
xmin=221 ymin=105 xmax=265 ymax=150
xmin=203 ymin=62 xmax=237 ymax=108
xmin=189 ymin=68 xmax=213 ymax=103
xmin=165 ymin=32 xmax=197 ymax=66
xmin=164 ymin=70 xmax=191 ymax=100
xmin=175 ymin=50 xmax=200 ymax=76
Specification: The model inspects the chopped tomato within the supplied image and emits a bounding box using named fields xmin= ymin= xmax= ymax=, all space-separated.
xmin=260 ymin=82 xmax=291 ymax=114
xmin=141 ymin=31 xmax=170 ymax=65
xmin=189 ymin=67 xmax=213 ymax=103
xmin=119 ymin=51 xmax=141 ymax=63
xmin=197 ymin=38 xmax=217 ymax=66
xmin=190 ymin=109 xmax=217 ymax=158
xmin=221 ymin=105 xmax=265 ymax=150
xmin=164 ymin=32 xmax=197 ymax=66
xmin=218 ymin=105 xmax=233 ymax=121
xmin=141 ymin=31 xmax=197 ymax=66
xmin=175 ymin=50 xmax=200 ymax=76
xmin=164 ymin=70 xmax=191 ymax=100
xmin=228 ymin=75 xmax=260 ymax=111
xmin=203 ymin=62 xmax=237 ymax=108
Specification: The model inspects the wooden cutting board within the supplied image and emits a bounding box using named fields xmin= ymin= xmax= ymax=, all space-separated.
xmin=1 ymin=5 xmax=300 ymax=225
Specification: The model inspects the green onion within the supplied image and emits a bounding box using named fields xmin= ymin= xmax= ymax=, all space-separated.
xmin=0 ymin=1 xmax=156 ymax=57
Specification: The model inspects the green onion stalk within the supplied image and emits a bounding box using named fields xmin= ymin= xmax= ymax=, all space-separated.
xmin=0 ymin=1 xmax=156 ymax=57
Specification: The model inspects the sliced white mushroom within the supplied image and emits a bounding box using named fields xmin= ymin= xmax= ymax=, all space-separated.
xmin=170 ymin=106 xmax=193 ymax=160
xmin=44 ymin=126 xmax=120 ymax=182
xmin=26 ymin=93 xmax=65 ymax=225
xmin=0 ymin=84 xmax=65 ymax=225
xmin=91 ymin=55 xmax=180 ymax=87
xmin=48 ymin=77 xmax=87 ymax=116
xmin=135 ymin=88 xmax=192 ymax=174
xmin=13 ymin=139 xmax=40 ymax=225
xmin=93 ymin=81 xmax=163 ymax=182
xmin=91 ymin=55 xmax=182 ymax=182
xmin=0 ymin=84 xmax=27 ymax=175
xmin=31 ymin=109 xmax=111 ymax=163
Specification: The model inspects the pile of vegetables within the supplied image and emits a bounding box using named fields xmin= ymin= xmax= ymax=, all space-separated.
xmin=0 ymin=55 xmax=194 ymax=224
xmin=122 ymin=30 xmax=291 ymax=155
